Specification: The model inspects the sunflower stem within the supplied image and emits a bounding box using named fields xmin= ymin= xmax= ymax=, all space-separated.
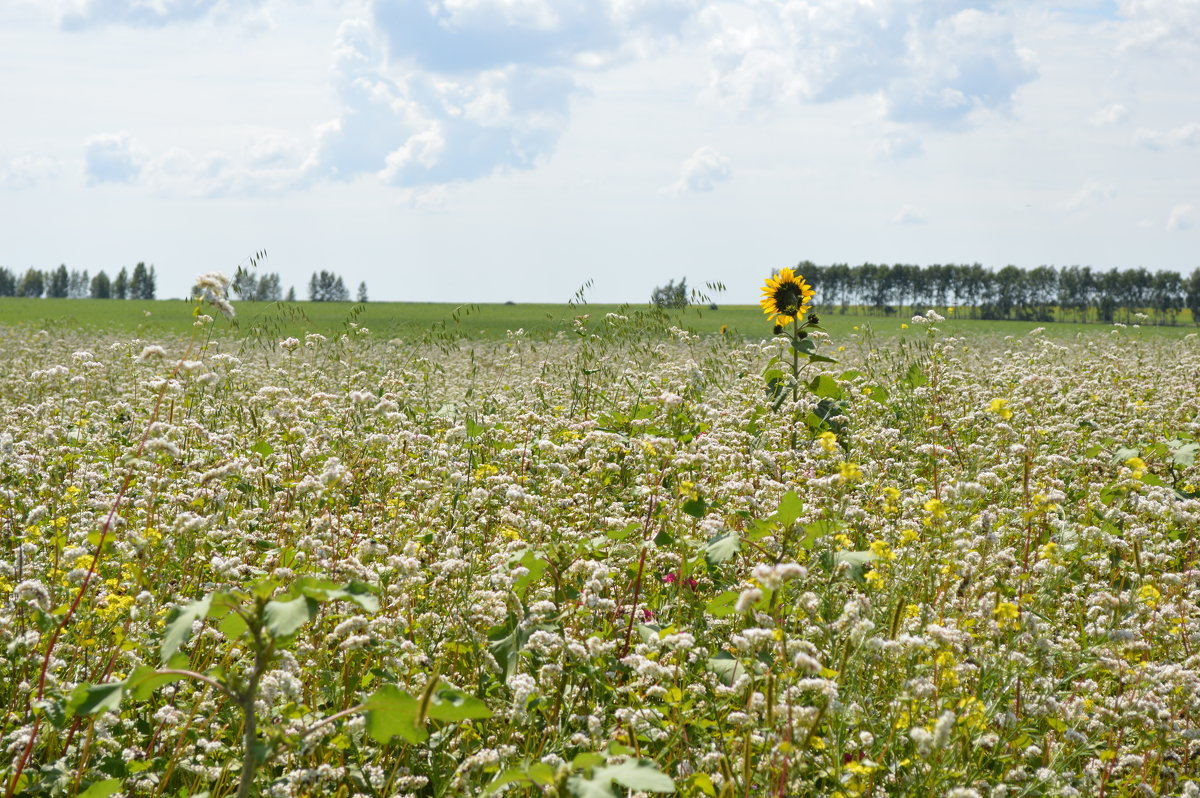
xmin=790 ymin=324 xmax=800 ymax=450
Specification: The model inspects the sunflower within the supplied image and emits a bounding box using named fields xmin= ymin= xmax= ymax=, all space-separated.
xmin=760 ymin=267 xmax=815 ymax=326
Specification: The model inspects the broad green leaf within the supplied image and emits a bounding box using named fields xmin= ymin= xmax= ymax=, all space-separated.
xmin=835 ymin=550 xmax=879 ymax=567
xmin=705 ymin=590 xmax=739 ymax=618
xmin=808 ymin=374 xmax=843 ymax=400
xmin=512 ymin=550 xmax=548 ymax=595
xmin=526 ymin=763 xmax=558 ymax=785
xmin=690 ymin=773 xmax=717 ymax=797
xmin=596 ymin=759 xmax=676 ymax=793
xmin=704 ymin=530 xmax=740 ymax=567
xmin=567 ymin=775 xmax=617 ymax=798
xmin=1170 ymin=441 xmax=1198 ymax=468
xmin=426 ymin=687 xmax=493 ymax=722
xmin=77 ymin=779 xmax=122 ymax=798
xmin=606 ymin=523 xmax=638 ymax=541
xmin=487 ymin=618 xmax=528 ymax=681
xmin=866 ymin=385 xmax=889 ymax=404
xmin=124 ymin=665 xmax=188 ymax=701
xmin=263 ymin=595 xmax=319 ymax=639
xmin=681 ymin=497 xmax=707 ymax=519
xmin=485 ymin=763 xmax=558 ymax=794
xmin=364 ymin=685 xmax=427 ymax=744
xmin=292 ymin=577 xmax=380 ymax=613
xmin=773 ymin=490 xmax=803 ymax=526
xmin=706 ymin=652 xmax=741 ymax=686
xmin=249 ymin=441 xmax=273 ymax=457
xmin=66 ymin=682 xmax=124 ymax=718
xmin=572 ymin=752 xmax=606 ymax=770
xmin=1113 ymin=447 xmax=1140 ymax=462
xmin=903 ymin=363 xmax=928 ymax=388
xmin=218 ymin=611 xmax=248 ymax=641
xmin=161 ymin=595 xmax=212 ymax=665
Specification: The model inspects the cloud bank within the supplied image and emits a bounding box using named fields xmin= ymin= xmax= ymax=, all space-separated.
xmin=661 ymin=146 xmax=731 ymax=195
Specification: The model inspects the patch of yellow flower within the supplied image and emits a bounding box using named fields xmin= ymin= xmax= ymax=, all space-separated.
xmin=1124 ymin=456 xmax=1147 ymax=480
xmin=988 ymin=398 xmax=1013 ymax=420
xmin=994 ymin=601 xmax=1020 ymax=630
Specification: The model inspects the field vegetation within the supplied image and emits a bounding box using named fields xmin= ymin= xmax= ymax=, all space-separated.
xmin=1 ymin=279 xmax=1198 ymax=797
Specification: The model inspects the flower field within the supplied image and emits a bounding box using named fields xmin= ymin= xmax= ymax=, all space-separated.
xmin=1 ymin=294 xmax=1199 ymax=797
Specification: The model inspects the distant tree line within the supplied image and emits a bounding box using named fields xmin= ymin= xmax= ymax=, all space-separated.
xmin=0 ymin=263 xmax=157 ymax=299
xmin=306 ymin=271 xmax=369 ymax=303
xmin=230 ymin=267 xmax=289 ymax=302
xmin=798 ymin=262 xmax=1200 ymax=325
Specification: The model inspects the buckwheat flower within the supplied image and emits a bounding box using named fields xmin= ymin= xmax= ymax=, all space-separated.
xmin=139 ymin=345 xmax=167 ymax=360
xmin=14 ymin=580 xmax=51 ymax=612
xmin=735 ymin=587 xmax=762 ymax=613
xmin=933 ymin=710 xmax=956 ymax=748
xmin=909 ymin=726 xmax=933 ymax=755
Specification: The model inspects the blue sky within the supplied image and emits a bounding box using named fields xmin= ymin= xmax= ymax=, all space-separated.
xmin=1 ymin=0 xmax=1197 ymax=303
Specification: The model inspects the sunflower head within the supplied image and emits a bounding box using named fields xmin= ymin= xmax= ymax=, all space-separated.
xmin=760 ymin=268 xmax=815 ymax=326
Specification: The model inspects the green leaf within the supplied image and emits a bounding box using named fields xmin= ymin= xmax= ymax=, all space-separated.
xmin=773 ymin=490 xmax=803 ymax=526
xmin=705 ymin=652 xmax=741 ymax=686
xmin=364 ymin=685 xmax=427 ymax=744
xmin=124 ymin=666 xmax=188 ymax=701
xmin=866 ymin=385 xmax=889 ymax=404
xmin=567 ymin=775 xmax=617 ymax=798
xmin=681 ymin=497 xmax=707 ymax=519
xmin=485 ymin=763 xmax=558 ymax=794
xmin=572 ymin=752 xmax=606 ymax=771
xmin=77 ymin=779 xmax=122 ymax=798
xmin=511 ymin=551 xmax=548 ymax=596
xmin=1170 ymin=441 xmax=1198 ymax=468
xmin=66 ymin=682 xmax=124 ymax=718
xmin=703 ymin=530 xmax=740 ymax=567
xmin=807 ymin=374 xmax=843 ymax=400
xmin=1113 ymin=447 xmax=1140 ymax=463
xmin=466 ymin=418 xmax=486 ymax=438
xmin=217 ymin=611 xmax=248 ymax=641
xmin=263 ymin=595 xmax=319 ymax=639
xmin=292 ymin=578 xmax=380 ymax=613
xmin=595 ymin=759 xmax=675 ymax=793
xmin=605 ymin=523 xmax=638 ymax=541
xmin=161 ymin=595 xmax=212 ymax=665
xmin=426 ymin=687 xmax=493 ymax=722
xmin=903 ymin=363 xmax=928 ymax=388
xmin=249 ymin=441 xmax=273 ymax=457
xmin=705 ymin=590 xmax=739 ymax=618
xmin=835 ymin=550 xmax=879 ymax=567
xmin=487 ymin=617 xmax=529 ymax=680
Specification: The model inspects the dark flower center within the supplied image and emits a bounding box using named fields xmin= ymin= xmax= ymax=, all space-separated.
xmin=773 ymin=283 xmax=802 ymax=315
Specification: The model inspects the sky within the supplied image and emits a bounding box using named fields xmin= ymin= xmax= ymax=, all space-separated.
xmin=1 ymin=0 xmax=1198 ymax=304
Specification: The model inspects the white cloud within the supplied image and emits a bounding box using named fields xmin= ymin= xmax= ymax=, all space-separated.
xmin=870 ymin=128 xmax=924 ymax=162
xmin=703 ymin=2 xmax=1037 ymax=128
xmin=1167 ymin=203 xmax=1195 ymax=231
xmin=83 ymin=133 xmax=142 ymax=185
xmin=1132 ymin=123 xmax=1200 ymax=150
xmin=661 ymin=146 xmax=731 ymax=195
xmin=1089 ymin=103 xmax=1128 ymax=126
xmin=892 ymin=204 xmax=927 ymax=224
xmin=308 ymin=18 xmax=580 ymax=187
xmin=1064 ymin=180 xmax=1115 ymax=211
xmin=56 ymin=0 xmax=265 ymax=29
xmin=370 ymin=0 xmax=702 ymax=72
xmin=0 ymin=155 xmax=60 ymax=189
xmin=1115 ymin=0 xmax=1200 ymax=56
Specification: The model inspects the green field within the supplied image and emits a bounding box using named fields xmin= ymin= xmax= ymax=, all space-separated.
xmin=1 ymin=297 xmax=1196 ymax=341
